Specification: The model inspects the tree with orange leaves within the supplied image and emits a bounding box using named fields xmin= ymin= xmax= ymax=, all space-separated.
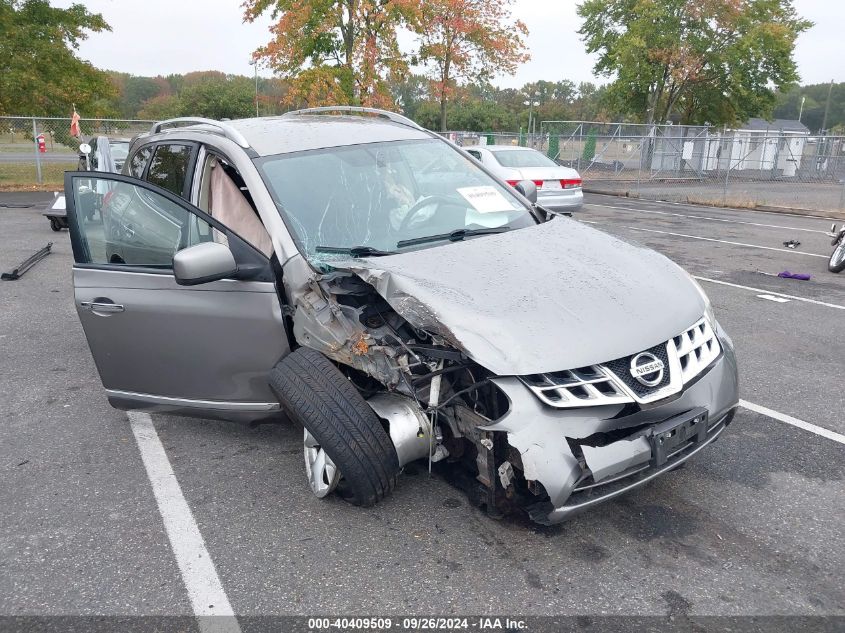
xmin=243 ymin=0 xmax=418 ymax=108
xmin=413 ymin=0 xmax=529 ymax=132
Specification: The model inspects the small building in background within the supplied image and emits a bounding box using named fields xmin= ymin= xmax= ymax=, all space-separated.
xmin=718 ymin=118 xmax=810 ymax=176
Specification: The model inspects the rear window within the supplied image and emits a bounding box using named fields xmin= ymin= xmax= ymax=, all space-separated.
xmin=492 ymin=149 xmax=558 ymax=168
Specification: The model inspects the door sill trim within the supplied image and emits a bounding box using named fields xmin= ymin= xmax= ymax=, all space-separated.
xmin=106 ymin=389 xmax=280 ymax=412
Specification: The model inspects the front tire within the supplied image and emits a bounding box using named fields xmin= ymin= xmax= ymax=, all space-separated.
xmin=269 ymin=347 xmax=400 ymax=507
xmin=829 ymin=242 xmax=845 ymax=273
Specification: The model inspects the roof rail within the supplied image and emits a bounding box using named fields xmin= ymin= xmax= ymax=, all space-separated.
xmin=149 ymin=117 xmax=251 ymax=148
xmin=282 ymin=106 xmax=422 ymax=130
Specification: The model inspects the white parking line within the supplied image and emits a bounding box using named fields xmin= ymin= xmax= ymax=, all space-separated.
xmin=620 ymin=225 xmax=829 ymax=258
xmin=584 ymin=202 xmax=829 ymax=234
xmin=740 ymin=400 xmax=845 ymax=445
xmin=588 ymin=193 xmax=836 ymax=221
xmin=694 ymin=276 xmax=845 ymax=311
xmin=129 ymin=412 xmax=241 ymax=633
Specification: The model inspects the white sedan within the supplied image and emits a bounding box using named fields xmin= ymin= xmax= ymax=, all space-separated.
xmin=465 ymin=145 xmax=583 ymax=212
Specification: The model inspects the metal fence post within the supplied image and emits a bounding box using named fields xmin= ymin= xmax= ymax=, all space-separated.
xmin=32 ymin=117 xmax=43 ymax=185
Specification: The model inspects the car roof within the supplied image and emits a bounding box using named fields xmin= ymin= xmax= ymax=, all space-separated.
xmin=147 ymin=115 xmax=434 ymax=157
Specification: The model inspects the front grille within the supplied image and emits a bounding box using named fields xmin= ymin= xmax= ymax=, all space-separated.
xmin=520 ymin=365 xmax=630 ymax=408
xmin=603 ymin=342 xmax=671 ymax=398
xmin=520 ymin=315 xmax=720 ymax=409
xmin=672 ymin=318 xmax=721 ymax=383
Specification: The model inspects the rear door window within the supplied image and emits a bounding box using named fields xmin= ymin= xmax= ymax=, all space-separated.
xmin=145 ymin=144 xmax=194 ymax=198
xmin=128 ymin=145 xmax=153 ymax=178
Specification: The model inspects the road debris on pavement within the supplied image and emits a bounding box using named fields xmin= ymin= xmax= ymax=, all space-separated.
xmin=2 ymin=242 xmax=53 ymax=281
xmin=778 ymin=271 xmax=812 ymax=280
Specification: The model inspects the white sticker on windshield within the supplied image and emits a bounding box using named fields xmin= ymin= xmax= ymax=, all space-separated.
xmin=456 ymin=186 xmax=513 ymax=214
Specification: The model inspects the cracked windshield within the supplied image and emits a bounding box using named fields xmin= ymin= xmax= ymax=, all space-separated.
xmin=257 ymin=139 xmax=536 ymax=259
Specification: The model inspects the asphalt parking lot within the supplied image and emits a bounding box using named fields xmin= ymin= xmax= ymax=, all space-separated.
xmin=1 ymin=191 xmax=843 ymax=627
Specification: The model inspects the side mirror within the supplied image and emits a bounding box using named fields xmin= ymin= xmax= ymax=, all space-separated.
xmin=514 ymin=180 xmax=538 ymax=204
xmin=173 ymin=242 xmax=237 ymax=286
xmin=79 ymin=143 xmax=92 ymax=155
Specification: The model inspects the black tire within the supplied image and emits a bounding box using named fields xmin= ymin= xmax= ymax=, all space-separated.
xmin=49 ymin=218 xmax=61 ymax=232
xmin=269 ymin=347 xmax=400 ymax=507
xmin=829 ymin=242 xmax=845 ymax=273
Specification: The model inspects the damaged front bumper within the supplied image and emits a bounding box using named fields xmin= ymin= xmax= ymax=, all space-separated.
xmin=485 ymin=326 xmax=739 ymax=525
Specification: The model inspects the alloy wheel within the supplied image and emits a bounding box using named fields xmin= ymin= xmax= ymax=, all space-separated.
xmin=303 ymin=428 xmax=341 ymax=497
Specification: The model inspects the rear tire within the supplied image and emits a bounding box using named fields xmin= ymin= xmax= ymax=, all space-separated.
xmin=49 ymin=218 xmax=61 ymax=232
xmin=829 ymin=242 xmax=845 ymax=273
xmin=269 ymin=347 xmax=400 ymax=507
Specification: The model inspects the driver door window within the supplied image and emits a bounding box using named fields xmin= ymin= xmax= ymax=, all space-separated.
xmin=70 ymin=176 xmax=213 ymax=267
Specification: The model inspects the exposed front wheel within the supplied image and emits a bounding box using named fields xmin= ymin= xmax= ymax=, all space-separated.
xmin=269 ymin=347 xmax=400 ymax=507
xmin=49 ymin=218 xmax=62 ymax=232
xmin=829 ymin=242 xmax=845 ymax=273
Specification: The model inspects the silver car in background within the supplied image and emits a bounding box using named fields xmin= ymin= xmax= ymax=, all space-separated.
xmin=466 ymin=145 xmax=583 ymax=212
xmin=62 ymin=108 xmax=738 ymax=526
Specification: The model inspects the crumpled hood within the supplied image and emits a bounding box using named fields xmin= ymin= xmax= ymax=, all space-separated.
xmin=338 ymin=219 xmax=705 ymax=376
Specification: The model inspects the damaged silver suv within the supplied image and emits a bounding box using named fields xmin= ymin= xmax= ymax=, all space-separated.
xmin=64 ymin=107 xmax=739 ymax=524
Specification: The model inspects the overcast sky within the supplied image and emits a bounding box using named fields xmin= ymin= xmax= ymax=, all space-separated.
xmin=55 ymin=0 xmax=844 ymax=88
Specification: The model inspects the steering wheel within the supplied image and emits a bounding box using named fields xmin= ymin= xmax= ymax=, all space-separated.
xmin=399 ymin=194 xmax=465 ymax=232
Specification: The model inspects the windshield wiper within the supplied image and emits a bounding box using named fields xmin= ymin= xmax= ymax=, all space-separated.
xmin=396 ymin=226 xmax=511 ymax=249
xmin=315 ymin=245 xmax=398 ymax=257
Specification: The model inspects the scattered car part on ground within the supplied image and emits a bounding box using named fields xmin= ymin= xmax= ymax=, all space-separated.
xmin=60 ymin=108 xmax=739 ymax=525
xmin=783 ymin=239 xmax=801 ymax=249
xmin=2 ymin=242 xmax=52 ymax=280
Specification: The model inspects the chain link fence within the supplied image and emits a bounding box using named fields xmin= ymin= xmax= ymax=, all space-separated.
xmin=4 ymin=115 xmax=844 ymax=214
xmin=0 ymin=116 xmax=154 ymax=188
xmin=449 ymin=122 xmax=845 ymax=214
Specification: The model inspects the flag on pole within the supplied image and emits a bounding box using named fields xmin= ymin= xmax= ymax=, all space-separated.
xmin=70 ymin=108 xmax=81 ymax=138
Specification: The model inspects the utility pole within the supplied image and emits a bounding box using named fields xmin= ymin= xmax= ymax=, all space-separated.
xmin=523 ymin=94 xmax=539 ymax=147
xmin=798 ymin=95 xmax=806 ymax=123
xmin=821 ymin=79 xmax=834 ymax=134
xmin=249 ymin=59 xmax=259 ymax=117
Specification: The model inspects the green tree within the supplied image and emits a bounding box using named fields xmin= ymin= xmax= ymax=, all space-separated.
xmin=388 ymin=73 xmax=430 ymax=121
xmin=774 ymin=82 xmax=845 ymax=133
xmin=414 ymin=0 xmax=529 ymax=131
xmin=0 ymin=0 xmax=115 ymax=116
xmin=577 ymin=0 xmax=811 ymax=126
xmin=120 ymin=76 xmax=165 ymax=117
xmin=243 ymin=0 xmax=418 ymax=108
xmin=137 ymin=94 xmax=183 ymax=120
